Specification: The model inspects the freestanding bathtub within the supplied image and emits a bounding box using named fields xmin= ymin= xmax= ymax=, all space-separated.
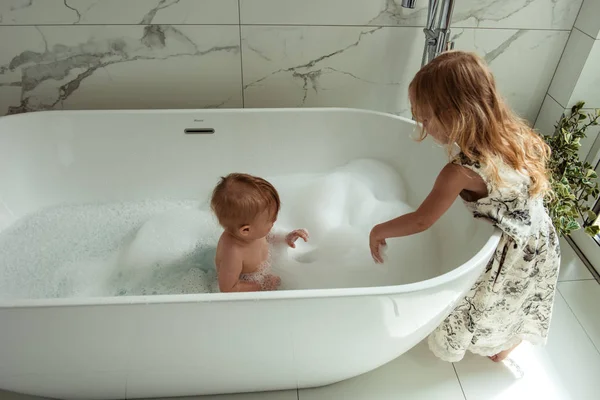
xmin=0 ymin=108 xmax=500 ymax=399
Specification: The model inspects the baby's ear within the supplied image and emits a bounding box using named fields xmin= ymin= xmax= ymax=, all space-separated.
xmin=239 ymin=225 xmax=251 ymax=236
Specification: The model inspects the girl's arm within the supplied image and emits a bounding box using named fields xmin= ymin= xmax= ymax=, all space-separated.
xmin=370 ymin=163 xmax=473 ymax=263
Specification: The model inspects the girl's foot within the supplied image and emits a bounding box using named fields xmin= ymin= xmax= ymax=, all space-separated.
xmin=489 ymin=341 xmax=522 ymax=363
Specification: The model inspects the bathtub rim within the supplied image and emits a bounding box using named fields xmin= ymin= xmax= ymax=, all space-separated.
xmin=0 ymin=106 xmax=413 ymax=122
xmin=0 ymin=107 xmax=502 ymax=308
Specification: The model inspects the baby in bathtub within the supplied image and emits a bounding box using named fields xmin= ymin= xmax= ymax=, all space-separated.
xmin=210 ymin=173 xmax=309 ymax=292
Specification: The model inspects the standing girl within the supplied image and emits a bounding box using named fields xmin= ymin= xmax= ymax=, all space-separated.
xmin=369 ymin=50 xmax=560 ymax=362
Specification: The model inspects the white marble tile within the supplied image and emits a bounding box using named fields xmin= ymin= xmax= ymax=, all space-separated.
xmin=0 ymin=25 xmax=242 ymax=115
xmin=0 ymin=0 xmax=238 ymax=25
xmin=299 ymin=341 xmax=465 ymax=400
xmin=453 ymin=292 xmax=600 ymax=400
xmin=534 ymin=94 xmax=563 ymax=136
xmin=575 ymin=0 xmax=600 ymax=39
xmin=559 ymin=280 xmax=600 ymax=351
xmin=558 ymin=238 xmax=594 ymax=282
xmin=242 ymin=26 xmax=567 ymax=120
xmin=570 ymin=39 xmax=600 ymax=109
xmin=240 ymin=0 xmax=425 ymax=27
xmin=240 ymin=0 xmax=581 ymax=30
xmin=582 ymin=112 xmax=600 ymax=166
xmin=452 ymin=28 xmax=569 ymax=122
xmin=548 ymin=28 xmax=595 ymax=108
xmin=576 ymin=107 xmax=600 ymax=163
xmin=451 ymin=0 xmax=582 ymax=30
xmin=241 ymin=26 xmax=423 ymax=114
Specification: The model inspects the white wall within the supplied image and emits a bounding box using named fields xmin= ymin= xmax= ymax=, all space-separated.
xmin=535 ymin=0 xmax=600 ymax=162
xmin=0 ymin=0 xmax=581 ymax=122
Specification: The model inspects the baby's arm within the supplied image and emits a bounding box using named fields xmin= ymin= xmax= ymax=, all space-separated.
xmin=370 ymin=163 xmax=471 ymax=262
xmin=267 ymin=228 xmax=309 ymax=248
xmin=266 ymin=229 xmax=286 ymax=245
xmin=217 ymin=250 xmax=261 ymax=293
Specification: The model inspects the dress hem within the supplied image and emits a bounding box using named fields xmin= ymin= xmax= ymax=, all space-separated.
xmin=427 ymin=333 xmax=547 ymax=363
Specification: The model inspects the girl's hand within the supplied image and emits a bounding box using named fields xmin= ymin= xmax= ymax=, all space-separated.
xmin=369 ymin=226 xmax=387 ymax=264
xmin=285 ymin=229 xmax=309 ymax=248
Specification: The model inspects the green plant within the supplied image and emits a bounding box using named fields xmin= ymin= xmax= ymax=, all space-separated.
xmin=543 ymin=101 xmax=600 ymax=237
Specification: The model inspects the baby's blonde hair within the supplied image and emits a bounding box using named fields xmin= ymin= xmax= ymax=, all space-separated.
xmin=409 ymin=50 xmax=551 ymax=197
xmin=210 ymin=173 xmax=281 ymax=230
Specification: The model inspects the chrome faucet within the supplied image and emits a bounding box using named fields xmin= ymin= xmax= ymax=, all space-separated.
xmin=401 ymin=0 xmax=456 ymax=66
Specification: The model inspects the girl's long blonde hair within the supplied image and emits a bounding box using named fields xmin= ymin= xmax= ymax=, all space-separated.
xmin=409 ymin=50 xmax=551 ymax=197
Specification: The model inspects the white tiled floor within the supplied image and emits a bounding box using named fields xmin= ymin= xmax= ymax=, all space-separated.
xmin=2 ymin=240 xmax=599 ymax=400
xmin=558 ymin=238 xmax=595 ymax=281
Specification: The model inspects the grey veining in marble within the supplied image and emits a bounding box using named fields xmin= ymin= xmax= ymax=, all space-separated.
xmin=244 ymin=28 xmax=384 ymax=99
xmin=242 ymin=25 xmax=568 ymax=120
xmin=452 ymin=28 xmax=569 ymax=122
xmin=140 ymin=0 xmax=182 ymax=25
xmin=240 ymin=0 xmax=582 ymax=30
xmin=0 ymin=25 xmax=242 ymax=114
xmin=0 ymin=0 xmax=239 ymax=25
xmin=242 ymin=26 xmax=421 ymax=112
xmin=0 ymin=0 xmax=577 ymax=120
xmin=481 ymin=30 xmax=527 ymax=64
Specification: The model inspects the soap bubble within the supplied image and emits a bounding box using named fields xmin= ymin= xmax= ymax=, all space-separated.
xmin=0 ymin=159 xmax=440 ymax=299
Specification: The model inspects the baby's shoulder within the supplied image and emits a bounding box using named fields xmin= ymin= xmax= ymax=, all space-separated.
xmin=215 ymin=235 xmax=243 ymax=262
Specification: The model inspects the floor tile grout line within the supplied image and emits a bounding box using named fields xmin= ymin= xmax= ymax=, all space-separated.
xmin=573 ymin=26 xmax=597 ymax=41
xmin=547 ymin=92 xmax=567 ymax=110
xmin=558 ymin=277 xmax=596 ymax=282
xmin=557 ymin=288 xmax=600 ymax=355
xmin=564 ymin=236 xmax=600 ymax=284
xmin=452 ymin=363 xmax=468 ymax=400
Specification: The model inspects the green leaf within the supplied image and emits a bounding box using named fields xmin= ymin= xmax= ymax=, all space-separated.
xmin=547 ymin=106 xmax=600 ymax=238
xmin=566 ymin=222 xmax=581 ymax=233
xmin=585 ymin=225 xmax=600 ymax=237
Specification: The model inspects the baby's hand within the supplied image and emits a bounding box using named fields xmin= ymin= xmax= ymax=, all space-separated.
xmin=285 ymin=229 xmax=309 ymax=248
xmin=262 ymin=274 xmax=281 ymax=291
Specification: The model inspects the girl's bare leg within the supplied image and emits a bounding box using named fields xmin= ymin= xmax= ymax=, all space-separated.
xmin=489 ymin=341 xmax=522 ymax=362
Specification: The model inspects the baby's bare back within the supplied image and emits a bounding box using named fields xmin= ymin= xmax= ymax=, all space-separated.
xmin=215 ymin=235 xmax=280 ymax=292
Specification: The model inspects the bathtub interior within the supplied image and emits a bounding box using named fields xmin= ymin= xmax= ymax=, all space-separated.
xmin=0 ymin=109 xmax=493 ymax=300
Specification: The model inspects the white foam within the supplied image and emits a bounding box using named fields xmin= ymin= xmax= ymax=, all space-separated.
xmin=0 ymin=159 xmax=440 ymax=299
xmin=121 ymin=208 xmax=219 ymax=273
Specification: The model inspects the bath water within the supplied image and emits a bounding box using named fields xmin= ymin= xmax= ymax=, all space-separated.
xmin=0 ymin=159 xmax=440 ymax=299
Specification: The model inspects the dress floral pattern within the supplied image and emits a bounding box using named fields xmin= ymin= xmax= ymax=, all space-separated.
xmin=428 ymin=153 xmax=561 ymax=362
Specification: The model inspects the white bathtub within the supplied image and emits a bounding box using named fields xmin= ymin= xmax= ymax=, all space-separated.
xmin=0 ymin=108 xmax=500 ymax=399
